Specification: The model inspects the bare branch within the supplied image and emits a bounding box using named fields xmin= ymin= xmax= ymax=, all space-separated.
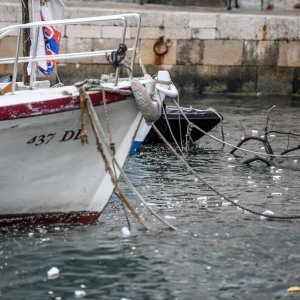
xmin=281 ymin=145 xmax=300 ymax=156
xmin=230 ymin=136 xmax=268 ymax=155
xmin=243 ymin=156 xmax=271 ymax=166
xmin=264 ymin=105 xmax=276 ymax=134
xmin=267 ymin=130 xmax=300 ymax=137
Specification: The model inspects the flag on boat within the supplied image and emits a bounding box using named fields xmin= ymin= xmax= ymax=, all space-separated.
xmin=27 ymin=0 xmax=65 ymax=77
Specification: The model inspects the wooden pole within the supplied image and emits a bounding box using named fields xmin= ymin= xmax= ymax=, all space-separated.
xmin=22 ymin=0 xmax=31 ymax=85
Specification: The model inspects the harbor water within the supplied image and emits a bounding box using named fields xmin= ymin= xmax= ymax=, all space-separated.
xmin=1 ymin=95 xmax=300 ymax=300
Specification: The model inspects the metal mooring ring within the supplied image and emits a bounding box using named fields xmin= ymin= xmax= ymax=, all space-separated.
xmin=153 ymin=36 xmax=170 ymax=56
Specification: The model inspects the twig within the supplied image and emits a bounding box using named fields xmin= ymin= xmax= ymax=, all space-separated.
xmin=281 ymin=145 xmax=300 ymax=156
xmin=243 ymin=155 xmax=271 ymax=166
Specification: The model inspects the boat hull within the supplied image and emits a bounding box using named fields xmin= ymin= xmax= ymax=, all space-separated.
xmin=0 ymin=91 xmax=141 ymax=226
xmin=144 ymin=108 xmax=223 ymax=144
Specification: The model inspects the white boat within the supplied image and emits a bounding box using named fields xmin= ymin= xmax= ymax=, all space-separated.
xmin=0 ymin=8 xmax=177 ymax=227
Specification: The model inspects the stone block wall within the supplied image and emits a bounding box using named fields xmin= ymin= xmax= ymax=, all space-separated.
xmin=0 ymin=2 xmax=299 ymax=94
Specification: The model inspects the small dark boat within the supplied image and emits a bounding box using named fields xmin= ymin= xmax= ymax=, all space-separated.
xmin=144 ymin=106 xmax=223 ymax=144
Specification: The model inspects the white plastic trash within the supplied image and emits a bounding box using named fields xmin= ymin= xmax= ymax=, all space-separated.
xmin=251 ymin=130 xmax=258 ymax=136
xmin=74 ymin=290 xmax=87 ymax=298
xmin=121 ymin=227 xmax=131 ymax=238
xmin=47 ymin=267 xmax=59 ymax=279
xmin=260 ymin=210 xmax=274 ymax=220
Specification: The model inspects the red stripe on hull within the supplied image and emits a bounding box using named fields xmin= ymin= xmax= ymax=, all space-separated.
xmin=0 ymin=90 xmax=129 ymax=121
xmin=0 ymin=211 xmax=101 ymax=228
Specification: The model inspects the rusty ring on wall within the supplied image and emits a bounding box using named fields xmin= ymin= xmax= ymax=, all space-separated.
xmin=153 ymin=36 xmax=172 ymax=56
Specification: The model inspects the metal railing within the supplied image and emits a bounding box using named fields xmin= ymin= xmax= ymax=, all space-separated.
xmin=0 ymin=13 xmax=141 ymax=93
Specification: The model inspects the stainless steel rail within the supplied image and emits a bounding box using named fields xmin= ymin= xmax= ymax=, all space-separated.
xmin=0 ymin=13 xmax=141 ymax=93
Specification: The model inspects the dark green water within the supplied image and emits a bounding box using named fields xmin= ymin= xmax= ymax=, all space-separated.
xmin=1 ymin=95 xmax=300 ymax=300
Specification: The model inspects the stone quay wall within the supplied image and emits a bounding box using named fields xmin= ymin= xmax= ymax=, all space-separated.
xmin=0 ymin=2 xmax=299 ymax=95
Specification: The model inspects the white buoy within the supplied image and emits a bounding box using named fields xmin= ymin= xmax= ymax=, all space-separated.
xmin=47 ymin=267 xmax=59 ymax=279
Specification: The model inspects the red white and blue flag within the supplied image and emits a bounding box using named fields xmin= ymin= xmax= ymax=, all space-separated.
xmin=28 ymin=0 xmax=64 ymax=77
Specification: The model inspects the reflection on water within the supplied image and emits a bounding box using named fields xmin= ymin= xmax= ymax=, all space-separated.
xmin=0 ymin=95 xmax=300 ymax=300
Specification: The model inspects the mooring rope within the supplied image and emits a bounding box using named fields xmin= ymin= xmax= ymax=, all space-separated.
xmin=161 ymin=104 xmax=185 ymax=155
xmin=74 ymin=79 xmax=133 ymax=95
xmin=77 ymin=85 xmax=151 ymax=230
xmin=75 ymin=81 xmax=178 ymax=231
xmin=87 ymin=99 xmax=178 ymax=231
xmin=171 ymin=98 xmax=300 ymax=159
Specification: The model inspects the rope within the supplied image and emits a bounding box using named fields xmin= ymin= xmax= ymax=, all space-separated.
xmin=171 ymin=98 xmax=300 ymax=159
xmin=185 ymin=123 xmax=194 ymax=153
xmin=161 ymin=104 xmax=184 ymax=155
xmin=105 ymin=43 xmax=129 ymax=70
xmin=85 ymin=98 xmax=178 ymax=231
xmin=76 ymin=82 xmax=177 ymax=231
xmin=77 ymin=85 xmax=151 ymax=230
xmin=74 ymin=79 xmax=133 ymax=96
xmin=151 ymin=124 xmax=300 ymax=220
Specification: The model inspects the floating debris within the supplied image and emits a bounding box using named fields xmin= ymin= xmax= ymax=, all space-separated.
xmin=74 ymin=290 xmax=87 ymax=298
xmin=260 ymin=210 xmax=274 ymax=220
xmin=121 ymin=227 xmax=131 ymax=238
xmin=271 ymin=192 xmax=282 ymax=196
xmin=251 ymin=130 xmax=258 ymax=136
xmin=47 ymin=267 xmax=59 ymax=280
xmin=287 ymin=287 xmax=300 ymax=293
xmin=164 ymin=215 xmax=176 ymax=220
